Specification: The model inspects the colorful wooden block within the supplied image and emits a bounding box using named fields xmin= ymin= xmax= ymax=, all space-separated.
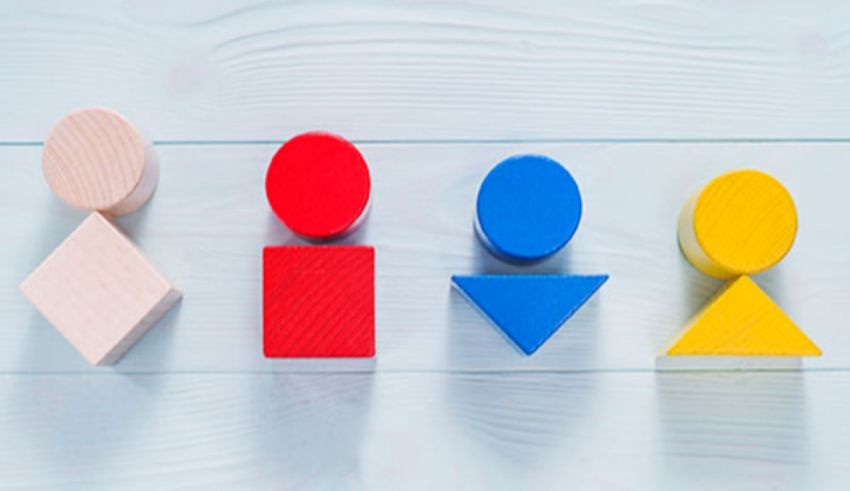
xmin=668 ymin=169 xmax=820 ymax=358
xmin=42 ymin=107 xmax=158 ymax=216
xmin=263 ymin=245 xmax=374 ymax=357
xmin=455 ymin=155 xmax=608 ymax=356
xmin=265 ymin=132 xmax=371 ymax=240
xmin=20 ymin=213 xmax=181 ymax=366
xmin=666 ymin=276 xmax=820 ymax=356
xmin=452 ymin=275 xmax=608 ymax=355
xmin=475 ymin=154 xmax=582 ymax=261
xmin=678 ymin=169 xmax=797 ymax=279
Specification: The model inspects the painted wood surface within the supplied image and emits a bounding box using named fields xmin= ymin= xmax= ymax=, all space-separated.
xmin=1 ymin=371 xmax=849 ymax=490
xmin=3 ymin=1 xmax=850 ymax=489
xmin=2 ymin=1 xmax=850 ymax=141
xmin=678 ymin=170 xmax=798 ymax=279
xmin=263 ymin=245 xmax=375 ymax=358
xmin=2 ymin=143 xmax=850 ymax=373
xmin=665 ymin=275 xmax=822 ymax=357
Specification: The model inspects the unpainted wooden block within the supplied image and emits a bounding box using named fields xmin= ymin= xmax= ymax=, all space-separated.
xmin=20 ymin=212 xmax=181 ymax=366
xmin=263 ymin=245 xmax=374 ymax=358
xmin=42 ymin=107 xmax=158 ymax=216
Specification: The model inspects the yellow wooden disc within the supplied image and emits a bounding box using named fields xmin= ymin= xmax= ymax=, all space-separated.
xmin=678 ymin=170 xmax=797 ymax=278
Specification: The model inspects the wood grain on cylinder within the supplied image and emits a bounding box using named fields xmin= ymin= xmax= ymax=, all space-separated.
xmin=677 ymin=170 xmax=797 ymax=279
xmin=42 ymin=108 xmax=158 ymax=216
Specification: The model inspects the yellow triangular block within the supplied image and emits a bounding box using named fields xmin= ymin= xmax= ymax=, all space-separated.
xmin=667 ymin=276 xmax=821 ymax=356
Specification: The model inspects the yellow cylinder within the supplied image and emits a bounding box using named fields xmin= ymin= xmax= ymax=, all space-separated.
xmin=678 ymin=170 xmax=797 ymax=279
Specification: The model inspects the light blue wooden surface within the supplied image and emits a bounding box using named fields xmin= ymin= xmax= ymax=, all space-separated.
xmin=2 ymin=1 xmax=850 ymax=489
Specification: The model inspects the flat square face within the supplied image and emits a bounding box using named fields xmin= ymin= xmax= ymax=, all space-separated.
xmin=20 ymin=213 xmax=178 ymax=365
xmin=263 ymin=245 xmax=374 ymax=357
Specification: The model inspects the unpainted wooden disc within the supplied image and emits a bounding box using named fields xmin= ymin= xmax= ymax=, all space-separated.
xmin=42 ymin=108 xmax=158 ymax=216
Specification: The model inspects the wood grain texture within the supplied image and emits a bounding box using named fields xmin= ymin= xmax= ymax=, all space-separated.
xmin=0 ymin=371 xmax=848 ymax=490
xmin=666 ymin=276 xmax=821 ymax=357
xmin=3 ymin=3 xmax=850 ymax=488
xmin=2 ymin=1 xmax=850 ymax=141
xmin=1 ymin=142 xmax=850 ymax=373
xmin=19 ymin=213 xmax=181 ymax=366
xmin=263 ymin=245 xmax=374 ymax=358
xmin=42 ymin=108 xmax=158 ymax=216
xmin=678 ymin=170 xmax=798 ymax=279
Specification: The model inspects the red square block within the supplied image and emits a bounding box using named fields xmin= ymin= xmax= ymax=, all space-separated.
xmin=263 ymin=245 xmax=374 ymax=357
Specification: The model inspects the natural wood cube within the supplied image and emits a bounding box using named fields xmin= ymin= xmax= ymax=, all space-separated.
xmin=20 ymin=212 xmax=181 ymax=366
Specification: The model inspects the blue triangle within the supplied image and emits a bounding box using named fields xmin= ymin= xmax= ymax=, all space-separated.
xmin=452 ymin=274 xmax=608 ymax=355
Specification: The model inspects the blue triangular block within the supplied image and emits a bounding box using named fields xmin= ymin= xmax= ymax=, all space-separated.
xmin=452 ymin=274 xmax=608 ymax=355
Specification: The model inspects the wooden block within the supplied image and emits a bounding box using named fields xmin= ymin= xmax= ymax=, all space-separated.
xmin=678 ymin=169 xmax=797 ymax=279
xmin=263 ymin=245 xmax=374 ymax=357
xmin=460 ymin=155 xmax=607 ymax=355
xmin=666 ymin=276 xmax=820 ymax=356
xmin=265 ymin=132 xmax=371 ymax=240
xmin=20 ymin=213 xmax=181 ymax=366
xmin=42 ymin=107 xmax=158 ymax=216
xmin=452 ymin=274 xmax=608 ymax=355
xmin=475 ymin=154 xmax=582 ymax=261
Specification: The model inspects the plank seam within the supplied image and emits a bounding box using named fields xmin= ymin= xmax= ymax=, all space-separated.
xmin=1 ymin=367 xmax=849 ymax=376
xmin=4 ymin=138 xmax=850 ymax=147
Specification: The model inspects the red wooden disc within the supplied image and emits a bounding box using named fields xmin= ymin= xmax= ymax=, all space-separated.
xmin=266 ymin=132 xmax=371 ymax=239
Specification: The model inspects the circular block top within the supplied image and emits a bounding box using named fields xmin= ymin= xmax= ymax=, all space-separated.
xmin=681 ymin=169 xmax=797 ymax=278
xmin=265 ymin=132 xmax=371 ymax=239
xmin=475 ymin=154 xmax=582 ymax=261
xmin=42 ymin=108 xmax=153 ymax=215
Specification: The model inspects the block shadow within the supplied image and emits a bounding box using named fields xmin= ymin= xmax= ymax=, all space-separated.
xmin=6 ymin=371 xmax=158 ymax=483
xmin=655 ymin=371 xmax=812 ymax=489
xmin=263 ymin=210 xmax=373 ymax=248
xmin=470 ymin=229 xmax=575 ymax=275
xmin=251 ymin=373 xmax=376 ymax=487
xmin=444 ymin=234 xmax=600 ymax=461
xmin=444 ymin=371 xmax=595 ymax=464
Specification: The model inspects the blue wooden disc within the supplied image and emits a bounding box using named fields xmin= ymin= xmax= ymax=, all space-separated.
xmin=475 ymin=155 xmax=582 ymax=261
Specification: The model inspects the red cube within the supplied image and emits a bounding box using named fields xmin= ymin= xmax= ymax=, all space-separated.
xmin=263 ymin=245 xmax=374 ymax=357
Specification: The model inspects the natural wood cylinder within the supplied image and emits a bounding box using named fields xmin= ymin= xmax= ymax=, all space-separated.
xmin=42 ymin=108 xmax=158 ymax=216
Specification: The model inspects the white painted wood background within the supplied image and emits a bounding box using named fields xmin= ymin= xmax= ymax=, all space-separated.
xmin=2 ymin=1 xmax=850 ymax=489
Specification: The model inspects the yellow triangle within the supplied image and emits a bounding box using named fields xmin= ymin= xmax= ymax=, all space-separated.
xmin=666 ymin=276 xmax=821 ymax=356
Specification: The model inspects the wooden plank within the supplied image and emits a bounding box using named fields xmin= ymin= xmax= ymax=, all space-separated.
xmin=0 ymin=371 xmax=846 ymax=489
xmin=1 ymin=142 xmax=849 ymax=372
xmin=2 ymin=1 xmax=850 ymax=141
